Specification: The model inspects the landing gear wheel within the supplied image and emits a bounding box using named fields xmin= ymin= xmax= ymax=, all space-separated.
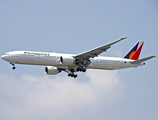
xmin=76 ymin=67 xmax=80 ymax=72
xmin=83 ymin=69 xmax=86 ymax=72
xmin=68 ymin=73 xmax=78 ymax=78
xmin=71 ymin=74 xmax=74 ymax=77
xmin=76 ymin=67 xmax=84 ymax=72
xmin=74 ymin=74 xmax=77 ymax=78
xmin=76 ymin=67 xmax=86 ymax=73
xmin=12 ymin=67 xmax=16 ymax=70
xmin=68 ymin=73 xmax=71 ymax=76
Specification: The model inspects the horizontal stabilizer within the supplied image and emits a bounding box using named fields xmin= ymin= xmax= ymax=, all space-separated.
xmin=131 ymin=56 xmax=156 ymax=64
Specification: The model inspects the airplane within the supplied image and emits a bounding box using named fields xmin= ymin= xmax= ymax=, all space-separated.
xmin=1 ymin=37 xmax=156 ymax=78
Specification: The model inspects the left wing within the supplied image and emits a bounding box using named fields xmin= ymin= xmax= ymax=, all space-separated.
xmin=75 ymin=37 xmax=127 ymax=59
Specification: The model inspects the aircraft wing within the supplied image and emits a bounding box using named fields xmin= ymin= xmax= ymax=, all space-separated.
xmin=75 ymin=37 xmax=127 ymax=59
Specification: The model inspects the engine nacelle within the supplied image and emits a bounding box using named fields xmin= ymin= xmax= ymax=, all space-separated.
xmin=45 ymin=66 xmax=60 ymax=75
xmin=60 ymin=56 xmax=75 ymax=65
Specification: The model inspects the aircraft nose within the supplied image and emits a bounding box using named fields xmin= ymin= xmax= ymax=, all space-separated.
xmin=1 ymin=55 xmax=8 ymax=61
xmin=1 ymin=55 xmax=5 ymax=60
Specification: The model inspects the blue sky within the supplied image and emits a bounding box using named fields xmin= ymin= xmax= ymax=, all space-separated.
xmin=0 ymin=0 xmax=158 ymax=120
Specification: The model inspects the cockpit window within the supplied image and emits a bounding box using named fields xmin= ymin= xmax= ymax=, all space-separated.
xmin=5 ymin=53 xmax=9 ymax=55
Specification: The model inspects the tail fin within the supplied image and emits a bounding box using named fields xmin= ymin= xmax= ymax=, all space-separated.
xmin=123 ymin=41 xmax=144 ymax=60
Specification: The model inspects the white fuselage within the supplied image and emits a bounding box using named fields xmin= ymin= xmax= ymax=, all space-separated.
xmin=1 ymin=51 xmax=144 ymax=70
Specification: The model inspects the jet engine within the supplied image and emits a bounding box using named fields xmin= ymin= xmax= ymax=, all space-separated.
xmin=45 ymin=66 xmax=60 ymax=75
xmin=60 ymin=56 xmax=75 ymax=65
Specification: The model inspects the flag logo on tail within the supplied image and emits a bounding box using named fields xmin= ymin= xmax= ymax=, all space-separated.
xmin=124 ymin=41 xmax=144 ymax=60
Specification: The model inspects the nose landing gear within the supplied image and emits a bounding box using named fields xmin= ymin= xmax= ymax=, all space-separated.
xmin=10 ymin=62 xmax=16 ymax=70
xmin=12 ymin=66 xmax=16 ymax=70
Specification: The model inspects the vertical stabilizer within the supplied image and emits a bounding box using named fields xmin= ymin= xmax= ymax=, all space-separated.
xmin=123 ymin=41 xmax=144 ymax=60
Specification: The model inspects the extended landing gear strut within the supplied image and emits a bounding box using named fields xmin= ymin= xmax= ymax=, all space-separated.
xmin=10 ymin=62 xmax=16 ymax=70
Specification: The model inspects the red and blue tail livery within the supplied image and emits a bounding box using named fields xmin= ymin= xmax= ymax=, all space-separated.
xmin=124 ymin=41 xmax=144 ymax=60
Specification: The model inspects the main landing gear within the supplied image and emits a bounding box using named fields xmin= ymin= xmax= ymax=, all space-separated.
xmin=67 ymin=67 xmax=86 ymax=78
xmin=76 ymin=67 xmax=86 ymax=72
xmin=10 ymin=62 xmax=16 ymax=70
xmin=68 ymin=73 xmax=78 ymax=78
xmin=67 ymin=69 xmax=78 ymax=78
